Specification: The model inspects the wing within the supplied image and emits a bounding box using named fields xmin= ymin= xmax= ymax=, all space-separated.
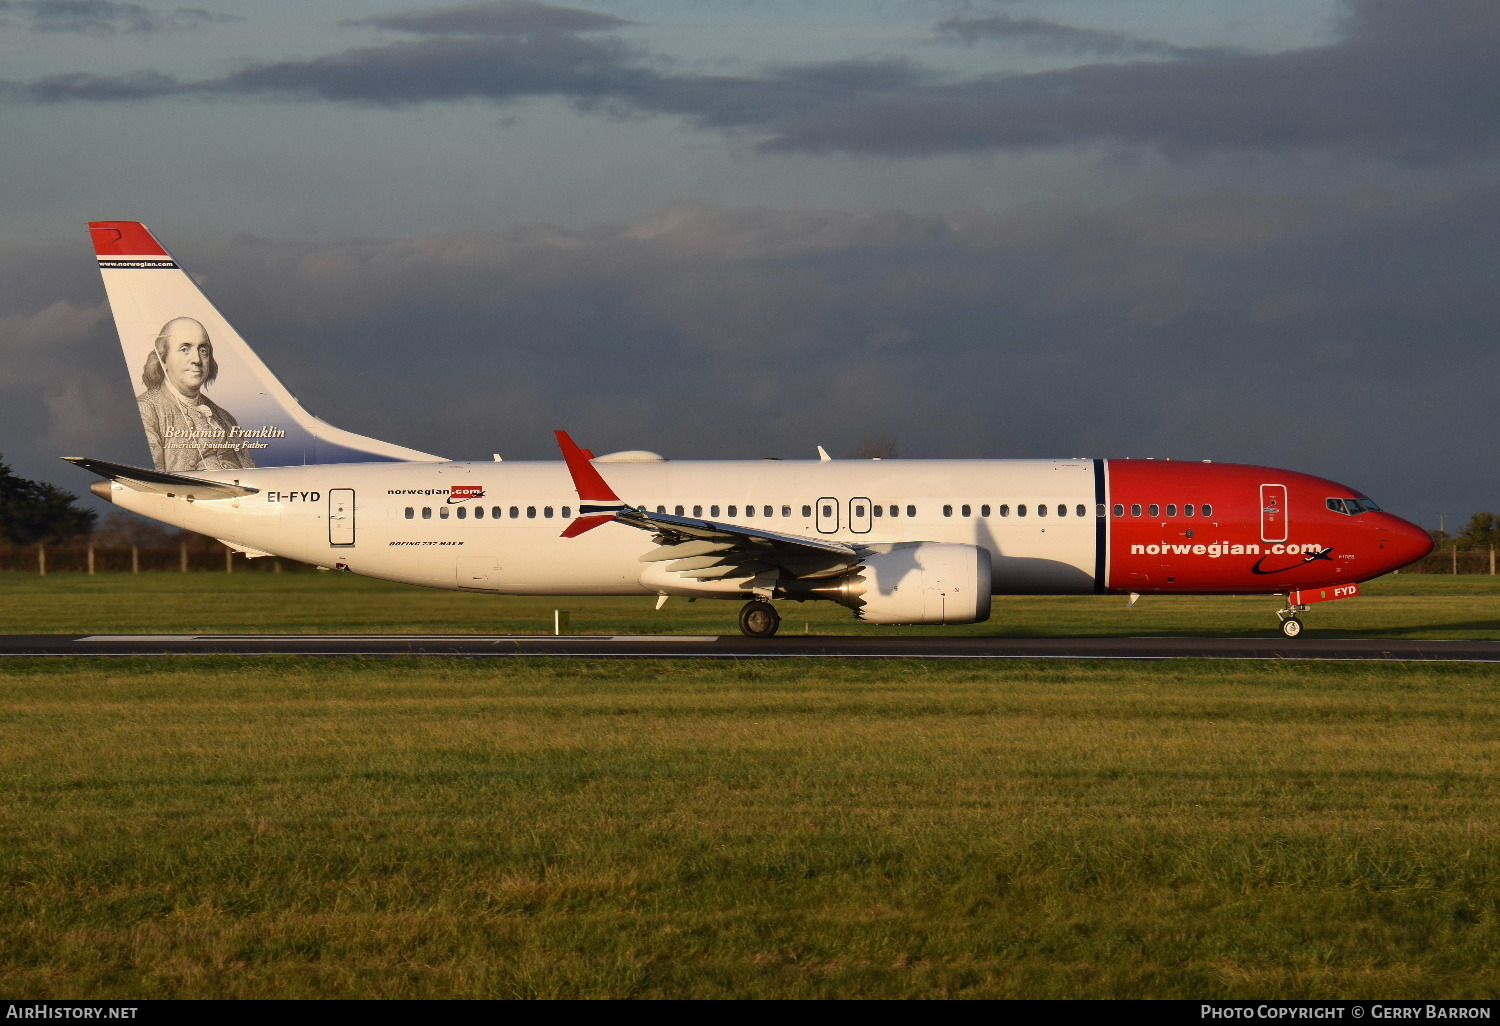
xmin=620 ymin=507 xmax=858 ymax=580
xmin=553 ymin=430 xmax=861 ymax=584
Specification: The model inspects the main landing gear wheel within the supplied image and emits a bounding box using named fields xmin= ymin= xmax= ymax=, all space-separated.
xmin=1279 ymin=616 xmax=1304 ymax=639
xmin=739 ymin=600 xmax=781 ymax=638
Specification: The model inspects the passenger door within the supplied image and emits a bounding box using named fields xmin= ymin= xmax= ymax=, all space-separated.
xmin=1260 ymin=484 xmax=1288 ymax=543
xmin=329 ymin=488 xmax=356 ymax=547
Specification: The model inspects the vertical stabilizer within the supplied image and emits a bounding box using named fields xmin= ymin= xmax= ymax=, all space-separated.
xmin=90 ymin=221 xmax=444 ymax=471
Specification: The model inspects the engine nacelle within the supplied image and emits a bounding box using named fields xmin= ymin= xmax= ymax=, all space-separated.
xmin=786 ymin=542 xmax=992 ymax=625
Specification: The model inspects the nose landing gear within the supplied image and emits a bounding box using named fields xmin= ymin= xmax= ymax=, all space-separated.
xmin=739 ymin=600 xmax=781 ymax=638
xmin=1276 ymin=599 xmax=1309 ymax=638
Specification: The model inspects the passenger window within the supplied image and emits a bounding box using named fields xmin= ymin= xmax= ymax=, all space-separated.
xmin=475 ymin=507 xmax=485 ymax=519
xmin=440 ymin=507 xmax=450 ymax=519
xmin=822 ymin=504 xmax=833 ymax=517
xmin=1185 ymin=504 xmax=1195 ymax=517
xmin=943 ymin=505 xmax=953 ymax=517
xmin=745 ymin=505 xmax=755 ymax=518
xmin=457 ymin=507 xmax=467 ymax=519
xmin=855 ymin=504 xmax=867 ymax=518
xmin=422 ymin=507 xmax=431 ymax=520
xmin=675 ymin=505 xmax=685 ymax=516
xmin=728 ymin=505 xmax=737 ymax=517
xmin=1038 ymin=504 xmax=1048 ymax=517
xmin=873 ymin=505 xmax=883 ymax=518
xmin=782 ymin=506 xmax=792 ymax=517
xmin=1149 ymin=504 xmax=1160 ymax=517
xmin=907 ymin=505 xmax=916 ymax=517
xmin=1079 ymin=505 xmax=1088 ymax=517
xmin=803 ymin=505 xmax=812 ymax=517
xmin=1202 ymin=503 xmax=1213 ymax=517
xmin=1131 ymin=504 xmax=1142 ymax=517
xmin=960 ymin=504 xmax=970 ymax=517
xmin=1057 ymin=504 xmax=1066 ymax=517
xmin=889 ymin=505 xmax=898 ymax=517
xmin=693 ymin=505 xmax=703 ymax=517
xmin=1018 ymin=505 xmax=1028 ymax=517
xmin=509 ymin=506 xmax=519 ymax=519
xmin=656 ymin=505 xmax=665 ymax=514
xmin=981 ymin=504 xmax=991 ymax=518
xmin=1113 ymin=504 xmax=1124 ymax=517
xmin=1166 ymin=504 xmax=1177 ymax=517
xmin=404 ymin=507 xmax=414 ymax=519
xmin=710 ymin=505 xmax=720 ymax=518
xmin=562 ymin=506 xmax=571 ymax=518
xmin=493 ymin=506 xmax=501 ymax=519
xmin=764 ymin=506 xmax=773 ymax=518
xmin=526 ymin=506 xmax=536 ymax=519
xmin=544 ymin=506 xmax=554 ymax=518
xmin=1000 ymin=504 xmax=1010 ymax=517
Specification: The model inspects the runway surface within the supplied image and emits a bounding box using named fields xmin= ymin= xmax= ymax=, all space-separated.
xmin=1 ymin=634 xmax=1498 ymax=661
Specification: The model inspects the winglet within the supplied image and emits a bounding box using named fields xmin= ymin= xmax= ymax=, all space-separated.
xmin=556 ymin=430 xmax=620 ymax=502
xmin=556 ymin=430 xmax=627 ymax=537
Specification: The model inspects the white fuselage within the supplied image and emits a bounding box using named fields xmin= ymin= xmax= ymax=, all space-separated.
xmin=108 ymin=457 xmax=1104 ymax=596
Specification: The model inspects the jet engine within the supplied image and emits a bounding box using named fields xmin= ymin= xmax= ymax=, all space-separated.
xmin=784 ymin=542 xmax=992 ymax=624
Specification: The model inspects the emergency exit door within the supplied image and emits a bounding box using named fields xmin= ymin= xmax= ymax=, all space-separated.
xmin=816 ymin=496 xmax=839 ymax=533
xmin=329 ymin=489 xmax=356 ymax=546
xmin=848 ymin=497 xmax=872 ymax=534
xmin=1259 ymin=484 xmax=1287 ymax=543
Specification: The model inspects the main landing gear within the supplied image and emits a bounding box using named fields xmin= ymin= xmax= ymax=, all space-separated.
xmin=1276 ymin=599 xmax=1310 ymax=639
xmin=739 ymin=600 xmax=781 ymax=638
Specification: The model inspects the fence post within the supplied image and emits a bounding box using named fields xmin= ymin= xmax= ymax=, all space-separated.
xmin=87 ymin=543 xmax=95 ymax=575
xmin=225 ymin=546 xmax=233 ymax=573
xmin=180 ymin=541 xmax=188 ymax=573
xmin=1451 ymin=545 xmax=1458 ymax=574
xmin=131 ymin=545 xmax=140 ymax=574
xmin=1491 ymin=546 xmax=1496 ymax=576
xmin=37 ymin=544 xmax=46 ymax=576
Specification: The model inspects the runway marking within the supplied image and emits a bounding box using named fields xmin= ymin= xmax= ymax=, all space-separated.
xmin=79 ymin=634 xmax=720 ymax=643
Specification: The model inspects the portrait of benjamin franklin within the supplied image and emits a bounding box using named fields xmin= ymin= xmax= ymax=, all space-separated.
xmin=137 ymin=316 xmax=256 ymax=473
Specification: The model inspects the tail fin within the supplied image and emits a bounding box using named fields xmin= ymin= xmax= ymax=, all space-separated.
xmin=89 ymin=221 xmax=444 ymax=472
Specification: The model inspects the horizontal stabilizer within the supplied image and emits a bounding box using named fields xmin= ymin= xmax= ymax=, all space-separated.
xmin=61 ymin=456 xmax=258 ymax=500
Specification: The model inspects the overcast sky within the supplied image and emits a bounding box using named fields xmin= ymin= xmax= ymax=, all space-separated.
xmin=1 ymin=0 xmax=1496 ymax=527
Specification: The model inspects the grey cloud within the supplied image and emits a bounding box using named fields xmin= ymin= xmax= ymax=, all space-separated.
xmin=0 ymin=0 xmax=238 ymax=35
xmin=5 ymin=0 xmax=1495 ymax=162
xmin=934 ymin=13 xmax=1230 ymax=59
xmin=345 ymin=0 xmax=633 ymax=37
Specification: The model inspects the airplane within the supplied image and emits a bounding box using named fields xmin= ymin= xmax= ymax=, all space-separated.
xmin=67 ymin=221 xmax=1434 ymax=639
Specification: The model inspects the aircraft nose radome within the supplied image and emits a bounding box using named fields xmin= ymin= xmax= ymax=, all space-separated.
xmin=1384 ymin=516 xmax=1434 ymax=570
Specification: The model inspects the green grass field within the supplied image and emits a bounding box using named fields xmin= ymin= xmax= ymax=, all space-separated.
xmin=2 ymin=570 xmax=1499 ymax=637
xmin=0 ymin=576 xmax=1496 ymax=998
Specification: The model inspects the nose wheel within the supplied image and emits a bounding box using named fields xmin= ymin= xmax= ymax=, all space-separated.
xmin=739 ymin=600 xmax=781 ymax=638
xmin=1276 ymin=600 xmax=1309 ymax=638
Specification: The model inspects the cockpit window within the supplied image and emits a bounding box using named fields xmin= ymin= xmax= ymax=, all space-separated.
xmin=1328 ymin=497 xmax=1381 ymax=515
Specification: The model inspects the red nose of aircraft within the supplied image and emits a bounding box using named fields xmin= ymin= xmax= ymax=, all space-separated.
xmin=1378 ymin=514 xmax=1434 ymax=572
